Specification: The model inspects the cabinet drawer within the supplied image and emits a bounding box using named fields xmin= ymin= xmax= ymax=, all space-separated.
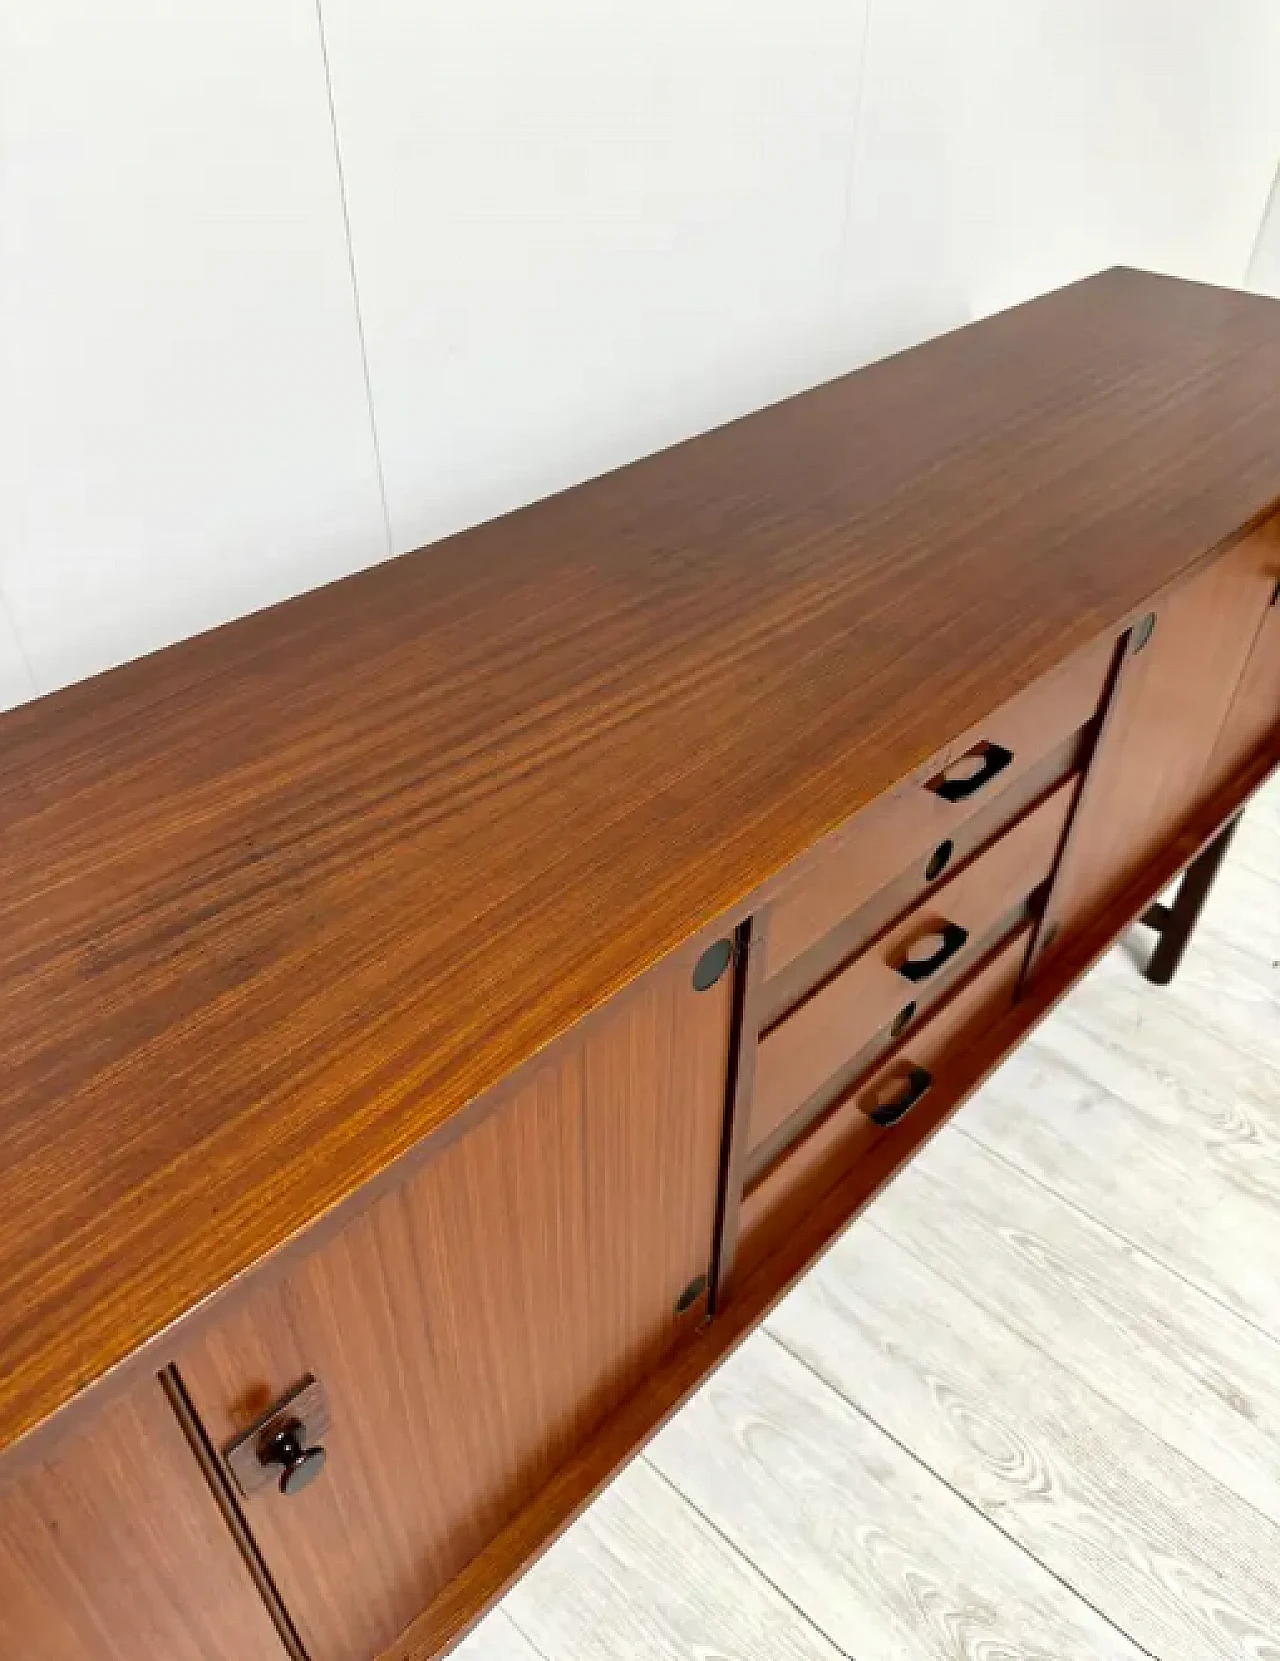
xmin=750 ymin=779 xmax=1074 ymax=1161
xmin=759 ymin=728 xmax=1088 ymax=1030
xmin=763 ymin=633 xmax=1113 ymax=987
xmin=737 ymin=926 xmax=1031 ymax=1288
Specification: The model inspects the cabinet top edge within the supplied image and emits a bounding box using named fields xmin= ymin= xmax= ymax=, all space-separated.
xmin=2 ymin=265 xmax=1280 ymax=1462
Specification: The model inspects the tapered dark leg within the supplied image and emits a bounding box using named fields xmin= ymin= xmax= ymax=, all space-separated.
xmin=1139 ymin=814 xmax=1242 ymax=986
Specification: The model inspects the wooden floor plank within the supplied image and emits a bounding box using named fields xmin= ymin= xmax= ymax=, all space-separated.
xmin=1125 ymin=917 xmax=1280 ymax=1072
xmin=497 ymin=1456 xmax=845 ymax=1661
xmin=1226 ymin=785 xmax=1280 ymax=884
xmin=646 ymin=1331 xmax=1146 ymax=1661
xmin=863 ymin=1129 xmax=1280 ymax=1530
xmin=1177 ymin=780 xmax=1280 ymax=959
xmin=1054 ymin=954 xmax=1280 ymax=1207
xmin=769 ymin=1223 xmax=1280 ymax=1661
xmin=962 ymin=951 xmax=1280 ymax=1337
xmin=1193 ymin=853 xmax=1280 ymax=966
xmin=452 ymin=1610 xmax=546 ymax=1661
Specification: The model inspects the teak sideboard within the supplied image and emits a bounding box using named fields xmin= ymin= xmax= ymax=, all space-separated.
xmin=3 ymin=268 xmax=1280 ymax=1661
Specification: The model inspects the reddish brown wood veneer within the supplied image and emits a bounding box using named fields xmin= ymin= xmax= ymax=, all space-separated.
xmin=3 ymin=266 xmax=1280 ymax=1463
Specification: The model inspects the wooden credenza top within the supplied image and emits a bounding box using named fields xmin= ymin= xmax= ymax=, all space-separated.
xmin=2 ymin=266 xmax=1279 ymax=1462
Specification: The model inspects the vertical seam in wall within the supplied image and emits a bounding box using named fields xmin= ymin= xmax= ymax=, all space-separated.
xmin=1245 ymin=160 xmax=1280 ymax=288
xmin=312 ymin=0 xmax=396 ymax=557
xmin=830 ymin=0 xmax=875 ymax=318
xmin=0 ymin=583 xmax=40 ymax=698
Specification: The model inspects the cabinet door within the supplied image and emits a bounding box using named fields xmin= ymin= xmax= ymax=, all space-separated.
xmin=1033 ymin=529 xmax=1278 ymax=969
xmin=173 ymin=949 xmax=731 ymax=1661
xmin=0 ymin=1374 xmax=286 ymax=1661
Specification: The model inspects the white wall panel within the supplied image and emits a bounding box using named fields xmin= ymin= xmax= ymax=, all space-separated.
xmin=2 ymin=0 xmax=1276 ymax=702
xmin=961 ymin=0 xmax=1280 ymax=317
xmin=1248 ymin=167 xmax=1280 ymax=298
xmin=837 ymin=0 xmax=977 ymax=366
xmin=839 ymin=0 xmax=1280 ymax=350
xmin=318 ymin=0 xmax=868 ymax=555
xmin=0 ymin=1 xmax=389 ymax=694
xmin=0 ymin=597 xmax=36 ymax=713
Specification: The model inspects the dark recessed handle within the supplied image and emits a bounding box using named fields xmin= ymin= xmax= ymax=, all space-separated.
xmin=930 ymin=743 xmax=1014 ymax=802
xmin=897 ymin=921 xmax=969 ymax=983
xmin=260 ymin=1419 xmax=327 ymax=1497
xmin=866 ymin=1066 xmax=934 ymax=1127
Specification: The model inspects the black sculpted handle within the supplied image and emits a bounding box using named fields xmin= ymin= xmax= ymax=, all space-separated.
xmin=897 ymin=921 xmax=969 ymax=983
xmin=866 ymin=1066 xmax=934 ymax=1127
xmin=930 ymin=743 xmax=1014 ymax=802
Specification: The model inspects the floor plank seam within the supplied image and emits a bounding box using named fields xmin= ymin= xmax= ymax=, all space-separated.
xmin=637 ymin=1451 xmax=856 ymax=1661
xmin=498 ymin=1607 xmax=557 ymax=1661
xmin=847 ymin=1207 xmax=1280 ymax=1568
xmin=1195 ymin=916 xmax=1275 ymax=970
xmin=1055 ymin=954 xmax=1279 ymax=1090
xmin=1071 ymin=968 xmax=1280 ymax=1096
xmin=954 ymin=1123 xmax=1280 ymax=1352
xmin=1110 ymin=935 xmax=1280 ymax=1071
xmin=1166 ymin=918 xmax=1280 ymax=977
xmin=760 ymin=1327 xmax=1165 ymax=1661
xmin=1224 ymin=851 xmax=1278 ymax=885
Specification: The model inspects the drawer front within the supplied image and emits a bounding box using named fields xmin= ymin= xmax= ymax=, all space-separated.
xmin=759 ymin=729 xmax=1087 ymax=1030
xmin=750 ymin=778 xmax=1074 ymax=1160
xmin=736 ymin=927 xmax=1031 ymax=1288
xmin=763 ymin=632 xmax=1113 ymax=986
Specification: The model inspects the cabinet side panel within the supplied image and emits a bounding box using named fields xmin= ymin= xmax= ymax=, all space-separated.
xmin=1032 ymin=535 xmax=1276 ymax=968
xmin=1200 ymin=522 xmax=1280 ymax=799
xmin=174 ymin=954 xmax=730 ymax=1661
xmin=0 ymin=1375 xmax=285 ymax=1661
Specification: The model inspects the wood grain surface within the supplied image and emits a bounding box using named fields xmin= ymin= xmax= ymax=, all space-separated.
xmin=1031 ymin=525 xmax=1279 ymax=980
xmin=868 ymin=1131 xmax=1280 ymax=1532
xmin=750 ymin=779 xmax=1073 ymax=1151
xmin=770 ymin=1222 xmax=1280 ymax=1660
xmin=496 ymin=1458 xmax=846 ymax=1661
xmin=1201 ymin=520 xmax=1280 ymax=801
xmin=174 ymin=956 xmax=728 ymax=1661
xmin=373 ymin=765 xmax=1280 ymax=1661
xmin=1179 ymin=813 xmax=1280 ymax=970
xmin=0 ymin=1371 xmax=286 ymax=1661
xmin=455 ymin=776 xmax=1280 ymax=1661
xmin=450 ymin=1613 xmax=544 ymax=1661
xmin=647 ymin=1333 xmax=1147 ymax=1660
xmin=3 ymin=267 xmax=1280 ymax=1459
xmin=736 ymin=926 xmax=1031 ymax=1286
xmin=760 ymin=632 xmax=1111 ymax=984
xmin=966 ymin=946 xmax=1280 ymax=1337
xmin=758 ymin=727 xmax=1089 ymax=1030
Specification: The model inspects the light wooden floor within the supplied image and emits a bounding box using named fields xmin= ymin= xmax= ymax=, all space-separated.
xmin=460 ymin=778 xmax=1280 ymax=1661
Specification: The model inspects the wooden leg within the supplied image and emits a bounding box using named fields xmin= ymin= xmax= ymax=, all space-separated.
xmin=1138 ymin=814 xmax=1242 ymax=986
